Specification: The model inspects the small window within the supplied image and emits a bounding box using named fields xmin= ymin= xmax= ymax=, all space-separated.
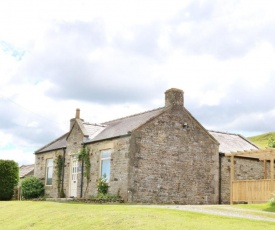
xmin=100 ymin=150 xmax=111 ymax=181
xmin=46 ymin=159 xmax=53 ymax=185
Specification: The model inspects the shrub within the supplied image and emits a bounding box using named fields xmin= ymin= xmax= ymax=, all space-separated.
xmin=269 ymin=193 xmax=275 ymax=206
xmin=89 ymin=193 xmax=121 ymax=199
xmin=97 ymin=174 xmax=109 ymax=195
xmin=21 ymin=176 xmax=44 ymax=199
xmin=0 ymin=160 xmax=19 ymax=200
xmin=268 ymin=137 xmax=275 ymax=148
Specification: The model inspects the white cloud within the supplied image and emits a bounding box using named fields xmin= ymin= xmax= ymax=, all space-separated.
xmin=0 ymin=148 xmax=34 ymax=166
xmin=1 ymin=0 xmax=275 ymax=165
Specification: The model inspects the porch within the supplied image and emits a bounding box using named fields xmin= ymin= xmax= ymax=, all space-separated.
xmin=225 ymin=148 xmax=275 ymax=204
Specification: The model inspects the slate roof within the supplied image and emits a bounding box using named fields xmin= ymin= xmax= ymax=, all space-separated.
xmin=208 ymin=130 xmax=259 ymax=154
xmin=35 ymin=133 xmax=67 ymax=153
xmin=19 ymin=164 xmax=34 ymax=178
xmin=88 ymin=107 xmax=165 ymax=142
xmin=35 ymin=108 xmax=258 ymax=155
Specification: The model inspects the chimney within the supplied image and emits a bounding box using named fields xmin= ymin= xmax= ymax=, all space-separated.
xmin=75 ymin=108 xmax=80 ymax=119
xmin=70 ymin=108 xmax=81 ymax=130
xmin=165 ymin=88 xmax=184 ymax=107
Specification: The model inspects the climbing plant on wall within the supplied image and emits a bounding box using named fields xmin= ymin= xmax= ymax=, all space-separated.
xmin=78 ymin=147 xmax=91 ymax=197
xmin=55 ymin=154 xmax=65 ymax=198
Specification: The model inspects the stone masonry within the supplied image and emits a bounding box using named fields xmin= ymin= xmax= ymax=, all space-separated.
xmin=128 ymin=89 xmax=220 ymax=204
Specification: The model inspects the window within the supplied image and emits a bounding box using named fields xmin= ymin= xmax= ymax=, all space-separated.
xmin=46 ymin=159 xmax=53 ymax=185
xmin=100 ymin=150 xmax=111 ymax=181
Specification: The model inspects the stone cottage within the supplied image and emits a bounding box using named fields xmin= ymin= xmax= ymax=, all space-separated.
xmin=34 ymin=88 xmax=261 ymax=204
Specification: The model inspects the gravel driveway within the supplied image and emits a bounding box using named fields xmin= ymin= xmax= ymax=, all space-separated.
xmin=151 ymin=205 xmax=275 ymax=222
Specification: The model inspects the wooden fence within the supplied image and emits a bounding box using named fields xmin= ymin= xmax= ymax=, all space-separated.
xmin=232 ymin=179 xmax=273 ymax=203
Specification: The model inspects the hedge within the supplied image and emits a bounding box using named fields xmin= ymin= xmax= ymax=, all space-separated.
xmin=0 ymin=160 xmax=19 ymax=200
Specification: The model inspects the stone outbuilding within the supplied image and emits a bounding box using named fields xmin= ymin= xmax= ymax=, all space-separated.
xmin=19 ymin=164 xmax=34 ymax=180
xmin=34 ymin=88 xmax=260 ymax=204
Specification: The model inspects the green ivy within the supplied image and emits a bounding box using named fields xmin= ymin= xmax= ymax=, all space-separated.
xmin=54 ymin=155 xmax=64 ymax=198
xmin=78 ymin=147 xmax=91 ymax=196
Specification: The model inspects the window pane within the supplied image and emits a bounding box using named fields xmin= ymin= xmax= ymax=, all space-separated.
xmin=47 ymin=159 xmax=53 ymax=167
xmin=46 ymin=159 xmax=53 ymax=185
xmin=101 ymin=159 xmax=110 ymax=181
xmin=101 ymin=151 xmax=111 ymax=159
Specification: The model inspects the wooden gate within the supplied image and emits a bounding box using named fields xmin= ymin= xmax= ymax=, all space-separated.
xmin=232 ymin=179 xmax=273 ymax=203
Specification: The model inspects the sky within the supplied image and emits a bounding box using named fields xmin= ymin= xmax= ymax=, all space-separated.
xmin=1 ymin=0 xmax=275 ymax=166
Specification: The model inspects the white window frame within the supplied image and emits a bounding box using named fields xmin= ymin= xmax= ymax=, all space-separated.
xmin=100 ymin=149 xmax=111 ymax=182
xmin=45 ymin=158 xmax=53 ymax=186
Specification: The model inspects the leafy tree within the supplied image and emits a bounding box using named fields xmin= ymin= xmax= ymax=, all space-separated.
xmin=0 ymin=160 xmax=19 ymax=200
xmin=21 ymin=176 xmax=44 ymax=199
xmin=268 ymin=137 xmax=275 ymax=148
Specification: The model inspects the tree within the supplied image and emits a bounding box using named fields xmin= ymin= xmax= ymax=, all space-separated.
xmin=0 ymin=160 xmax=19 ymax=200
xmin=268 ymin=137 xmax=275 ymax=148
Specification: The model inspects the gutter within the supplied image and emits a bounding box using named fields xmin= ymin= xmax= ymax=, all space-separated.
xmin=219 ymin=152 xmax=224 ymax=204
xmin=80 ymin=143 xmax=85 ymax=198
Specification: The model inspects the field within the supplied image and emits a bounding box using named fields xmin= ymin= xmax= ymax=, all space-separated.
xmin=0 ymin=201 xmax=275 ymax=229
xmin=248 ymin=132 xmax=275 ymax=148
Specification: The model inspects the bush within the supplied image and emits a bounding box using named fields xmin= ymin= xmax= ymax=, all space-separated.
xmin=0 ymin=160 xmax=19 ymax=200
xmin=97 ymin=174 xmax=109 ymax=195
xmin=269 ymin=193 xmax=275 ymax=206
xmin=21 ymin=176 xmax=44 ymax=199
xmin=89 ymin=193 xmax=121 ymax=199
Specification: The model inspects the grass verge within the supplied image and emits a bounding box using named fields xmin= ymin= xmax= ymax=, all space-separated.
xmin=236 ymin=203 xmax=275 ymax=212
xmin=0 ymin=201 xmax=275 ymax=230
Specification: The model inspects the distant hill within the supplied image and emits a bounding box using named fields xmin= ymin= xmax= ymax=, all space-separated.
xmin=248 ymin=132 xmax=275 ymax=148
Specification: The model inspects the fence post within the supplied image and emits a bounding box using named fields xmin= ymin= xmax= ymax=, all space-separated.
xmin=230 ymin=155 xmax=234 ymax=205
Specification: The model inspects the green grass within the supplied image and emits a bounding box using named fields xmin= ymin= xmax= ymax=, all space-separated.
xmin=0 ymin=201 xmax=275 ymax=230
xmin=248 ymin=132 xmax=275 ymax=148
xmin=236 ymin=203 xmax=275 ymax=212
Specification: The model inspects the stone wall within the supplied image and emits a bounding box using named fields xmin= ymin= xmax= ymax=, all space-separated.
xmin=220 ymin=156 xmax=269 ymax=204
xmin=34 ymin=149 xmax=63 ymax=198
xmin=86 ymin=136 xmax=130 ymax=200
xmin=128 ymin=106 xmax=219 ymax=204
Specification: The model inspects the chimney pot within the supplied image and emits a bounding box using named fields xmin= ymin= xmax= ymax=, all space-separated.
xmin=75 ymin=108 xmax=80 ymax=119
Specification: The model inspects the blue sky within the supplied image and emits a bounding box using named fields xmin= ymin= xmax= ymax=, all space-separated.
xmin=1 ymin=0 xmax=275 ymax=165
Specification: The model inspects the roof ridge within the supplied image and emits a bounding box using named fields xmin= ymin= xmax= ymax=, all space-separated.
xmin=208 ymin=130 xmax=240 ymax=136
xmin=20 ymin=164 xmax=34 ymax=167
xmin=83 ymin=122 xmax=106 ymax=127
xmin=102 ymin=107 xmax=165 ymax=124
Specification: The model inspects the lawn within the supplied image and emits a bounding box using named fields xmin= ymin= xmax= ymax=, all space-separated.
xmin=0 ymin=201 xmax=275 ymax=230
xmin=236 ymin=203 xmax=275 ymax=212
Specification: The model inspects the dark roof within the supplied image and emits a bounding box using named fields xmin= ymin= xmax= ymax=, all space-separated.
xmin=35 ymin=108 xmax=165 ymax=153
xmin=208 ymin=130 xmax=259 ymax=154
xmin=35 ymin=108 xmax=259 ymax=155
xmin=87 ymin=107 xmax=165 ymax=142
xmin=19 ymin=164 xmax=34 ymax=178
xmin=35 ymin=133 xmax=67 ymax=154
